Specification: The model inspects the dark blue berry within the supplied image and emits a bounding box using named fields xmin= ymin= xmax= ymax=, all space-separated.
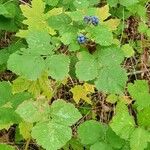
xmin=83 ymin=16 xmax=91 ymax=24
xmin=77 ymin=35 xmax=87 ymax=44
xmin=91 ymin=16 xmax=99 ymax=26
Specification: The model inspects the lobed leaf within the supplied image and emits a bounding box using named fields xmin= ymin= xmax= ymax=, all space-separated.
xmin=50 ymin=99 xmax=82 ymax=126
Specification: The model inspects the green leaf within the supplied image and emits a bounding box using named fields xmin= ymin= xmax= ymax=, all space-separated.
xmin=0 ymin=1 xmax=19 ymax=18
xmin=137 ymin=106 xmax=150 ymax=129
xmin=0 ymin=108 xmax=21 ymax=130
xmin=88 ymin=26 xmax=113 ymax=46
xmin=16 ymin=100 xmax=49 ymax=123
xmin=95 ymin=46 xmax=124 ymax=66
xmin=119 ymin=0 xmax=139 ymax=6
xmin=90 ymin=142 xmax=113 ymax=150
xmin=0 ymin=50 xmax=10 ymax=66
xmin=0 ymin=1 xmax=23 ymax=31
xmin=75 ymin=46 xmax=127 ymax=94
xmin=68 ymin=41 xmax=80 ymax=52
xmin=7 ymin=51 xmax=45 ymax=80
xmin=95 ymin=46 xmax=127 ymax=94
xmin=0 ymin=81 xmax=12 ymax=107
xmin=128 ymin=80 xmax=150 ymax=110
xmin=68 ymin=138 xmax=84 ymax=150
xmin=130 ymin=128 xmax=150 ymax=150
xmin=0 ymin=40 xmax=25 ymax=67
xmin=107 ymin=0 xmax=118 ymax=7
xmin=48 ymin=13 xmax=72 ymax=31
xmin=26 ymin=31 xmax=54 ymax=56
xmin=88 ymin=0 xmax=99 ymax=5
xmin=95 ymin=65 xmax=127 ymax=94
xmin=46 ymin=54 xmax=70 ymax=80
xmin=106 ymin=127 xmax=125 ymax=149
xmin=78 ymin=120 xmax=106 ymax=145
xmin=45 ymin=0 xmax=59 ymax=6
xmin=0 ymin=16 xmax=18 ymax=31
xmin=31 ymin=121 xmax=72 ymax=150
xmin=0 ymin=81 xmax=31 ymax=109
xmin=0 ymin=144 xmax=16 ymax=150
xmin=61 ymin=32 xmax=76 ymax=45
xmin=110 ymin=101 xmax=135 ymax=140
xmin=94 ymin=46 xmax=126 ymax=93
xmin=75 ymin=51 xmax=98 ymax=81
xmin=122 ymin=142 xmax=131 ymax=150
xmin=0 ymin=4 xmax=11 ymax=18
xmin=50 ymin=99 xmax=82 ymax=126
xmin=73 ymin=0 xmax=90 ymax=10
xmin=11 ymin=92 xmax=31 ymax=109
xmin=67 ymin=10 xmax=84 ymax=21
xmin=128 ymin=5 xmax=147 ymax=20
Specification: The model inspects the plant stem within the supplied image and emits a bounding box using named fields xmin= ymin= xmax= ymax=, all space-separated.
xmin=120 ymin=7 xmax=125 ymax=45
xmin=24 ymin=138 xmax=30 ymax=150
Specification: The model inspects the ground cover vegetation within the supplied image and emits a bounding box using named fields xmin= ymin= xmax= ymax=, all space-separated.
xmin=0 ymin=0 xmax=150 ymax=150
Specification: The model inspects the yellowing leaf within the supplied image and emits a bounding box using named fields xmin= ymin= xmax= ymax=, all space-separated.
xmin=16 ymin=0 xmax=56 ymax=37
xmin=19 ymin=122 xmax=33 ymax=140
xmin=28 ymin=81 xmax=41 ymax=97
xmin=113 ymin=39 xmax=120 ymax=46
xmin=70 ymin=85 xmax=94 ymax=104
xmin=83 ymin=83 xmax=95 ymax=93
xmin=12 ymin=77 xmax=31 ymax=94
xmin=121 ymin=96 xmax=132 ymax=105
xmin=61 ymin=78 xmax=68 ymax=85
xmin=121 ymin=44 xmax=135 ymax=58
xmin=12 ymin=73 xmax=53 ymax=98
xmin=106 ymin=94 xmax=118 ymax=104
xmin=38 ymin=73 xmax=53 ymax=99
xmin=96 ymin=5 xmax=111 ymax=22
xmin=104 ymin=19 xmax=120 ymax=31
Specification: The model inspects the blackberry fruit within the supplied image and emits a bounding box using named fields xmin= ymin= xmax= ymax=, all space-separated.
xmin=83 ymin=16 xmax=91 ymax=24
xmin=77 ymin=35 xmax=87 ymax=44
xmin=91 ymin=16 xmax=99 ymax=26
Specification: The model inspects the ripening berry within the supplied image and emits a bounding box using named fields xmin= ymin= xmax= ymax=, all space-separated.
xmin=77 ymin=35 xmax=87 ymax=44
xmin=83 ymin=16 xmax=91 ymax=24
xmin=91 ymin=16 xmax=99 ymax=26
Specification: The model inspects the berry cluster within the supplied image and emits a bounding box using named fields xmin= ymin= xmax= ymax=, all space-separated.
xmin=83 ymin=16 xmax=91 ymax=24
xmin=77 ymin=16 xmax=99 ymax=44
xmin=83 ymin=16 xmax=99 ymax=26
xmin=77 ymin=34 xmax=87 ymax=44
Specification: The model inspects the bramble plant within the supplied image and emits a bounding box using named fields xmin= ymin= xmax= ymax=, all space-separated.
xmin=0 ymin=0 xmax=150 ymax=150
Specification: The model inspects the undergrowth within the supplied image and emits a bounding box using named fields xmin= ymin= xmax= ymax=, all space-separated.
xmin=0 ymin=0 xmax=150 ymax=150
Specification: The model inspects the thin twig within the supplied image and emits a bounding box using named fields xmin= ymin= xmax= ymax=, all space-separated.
xmin=127 ymin=69 xmax=150 ymax=76
xmin=19 ymin=0 xmax=31 ymax=7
